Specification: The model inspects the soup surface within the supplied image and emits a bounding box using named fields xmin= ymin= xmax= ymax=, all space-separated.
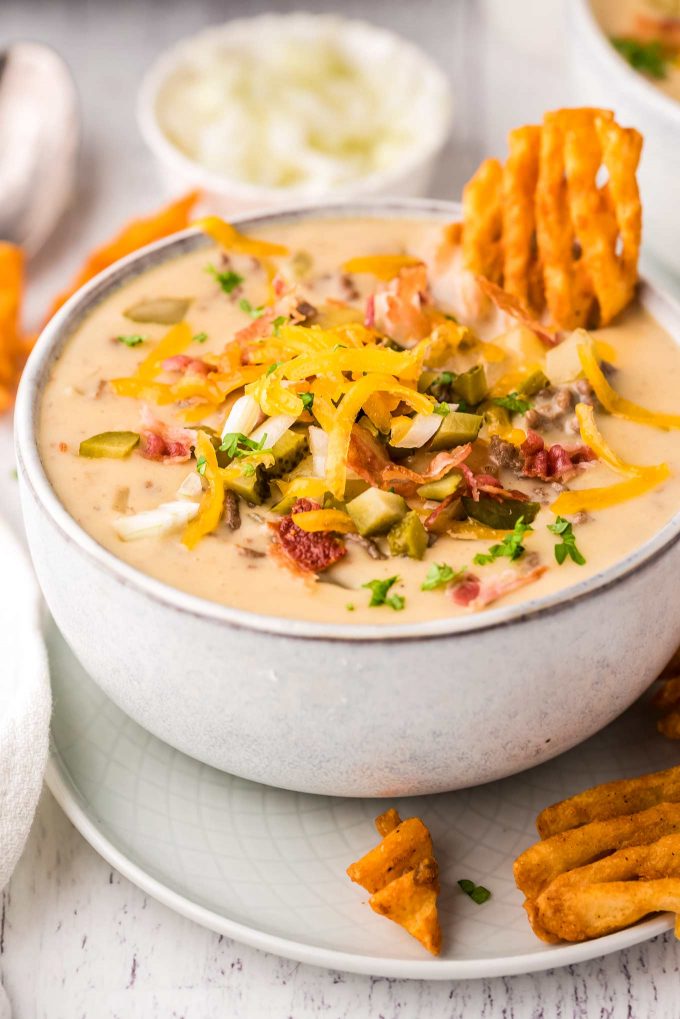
xmin=39 ymin=215 xmax=680 ymax=624
xmin=593 ymin=0 xmax=680 ymax=102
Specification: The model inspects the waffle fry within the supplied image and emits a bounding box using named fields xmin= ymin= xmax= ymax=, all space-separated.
xmin=462 ymin=158 xmax=503 ymax=283
xmin=536 ymin=763 xmax=680 ymax=838
xmin=527 ymin=834 xmax=680 ymax=942
xmin=459 ymin=107 xmax=642 ymax=331
xmin=347 ymin=809 xmax=441 ymax=954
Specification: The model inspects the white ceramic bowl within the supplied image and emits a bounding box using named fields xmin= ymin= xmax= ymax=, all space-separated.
xmin=137 ymin=14 xmax=453 ymax=213
xmin=15 ymin=198 xmax=680 ymax=798
xmin=569 ymin=0 xmax=680 ymax=277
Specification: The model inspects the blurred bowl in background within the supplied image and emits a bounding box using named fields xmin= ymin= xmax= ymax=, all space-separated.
xmin=137 ymin=13 xmax=453 ymax=213
xmin=570 ymin=0 xmax=680 ymax=278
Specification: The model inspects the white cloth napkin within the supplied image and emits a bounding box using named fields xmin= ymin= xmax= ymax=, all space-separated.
xmin=0 ymin=516 xmax=51 ymax=1017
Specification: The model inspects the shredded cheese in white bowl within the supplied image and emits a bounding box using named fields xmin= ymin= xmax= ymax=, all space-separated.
xmin=138 ymin=14 xmax=452 ymax=206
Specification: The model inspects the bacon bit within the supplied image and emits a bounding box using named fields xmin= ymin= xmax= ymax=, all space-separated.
xmin=139 ymin=406 xmax=195 ymax=463
xmin=520 ymin=429 xmax=595 ymax=481
xmin=272 ymin=274 xmax=287 ymax=298
xmin=451 ymin=574 xmax=481 ymax=606
xmin=234 ymin=308 xmax=275 ymax=346
xmin=161 ymin=354 xmax=217 ymax=376
xmin=424 ymin=491 xmax=460 ymax=532
xmin=476 ymin=277 xmax=557 ymax=347
xmin=372 ymin=265 xmax=431 ymax=348
xmin=454 ymin=565 xmax=548 ymax=610
xmin=364 ymin=293 xmax=375 ymax=329
xmin=274 ymin=499 xmax=347 ymax=574
xmin=347 ymin=425 xmax=394 ymax=485
xmin=380 ymin=445 xmax=473 ymax=495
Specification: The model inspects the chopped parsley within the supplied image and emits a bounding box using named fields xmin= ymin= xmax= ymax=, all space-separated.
xmin=266 ymin=361 xmax=283 ymax=376
xmin=192 ymin=331 xmax=208 ymax=344
xmin=196 ymin=455 xmax=207 ymax=476
xmin=433 ymin=402 xmax=450 ymax=416
xmin=611 ymin=36 xmax=668 ymax=79
xmin=458 ymin=879 xmax=491 ymax=905
xmin=300 ymin=392 xmax=315 ymax=411
xmin=548 ymin=516 xmax=586 ymax=566
xmin=362 ymin=575 xmax=405 ymax=611
xmin=437 ymin=371 xmax=454 ymax=386
xmin=241 ymin=463 xmax=256 ymax=477
xmin=206 ymin=265 xmax=244 ymax=294
xmin=473 ymin=516 xmax=532 ymax=566
xmin=219 ymin=432 xmax=268 ymax=458
xmin=421 ymin=562 xmax=464 ymax=591
xmin=239 ymin=297 xmax=265 ymax=319
xmin=117 ymin=334 xmax=144 ymax=347
xmin=346 ymin=603 xmax=355 ymax=612
xmin=272 ymin=315 xmax=286 ymax=336
xmin=493 ymin=392 xmax=532 ymax=415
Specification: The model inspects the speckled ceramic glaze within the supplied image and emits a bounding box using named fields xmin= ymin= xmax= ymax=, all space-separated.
xmin=15 ymin=199 xmax=680 ymax=797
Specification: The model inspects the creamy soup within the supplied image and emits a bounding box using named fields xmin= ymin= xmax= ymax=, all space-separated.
xmin=39 ymin=216 xmax=680 ymax=624
xmin=593 ymin=0 xmax=680 ymax=102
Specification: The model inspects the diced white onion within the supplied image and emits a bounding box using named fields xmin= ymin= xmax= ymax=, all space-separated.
xmin=113 ymin=500 xmax=199 ymax=542
xmin=177 ymin=472 xmax=203 ymax=499
xmin=308 ymin=426 xmax=328 ymax=477
xmin=250 ymin=414 xmax=296 ymax=447
xmin=220 ymin=394 xmax=262 ymax=440
xmin=390 ymin=412 xmax=443 ymax=449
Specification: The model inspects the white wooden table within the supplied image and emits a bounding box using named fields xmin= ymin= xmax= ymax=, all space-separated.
xmin=2 ymin=0 xmax=680 ymax=1014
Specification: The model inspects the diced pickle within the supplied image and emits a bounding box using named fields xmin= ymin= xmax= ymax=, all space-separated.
xmin=518 ymin=368 xmax=550 ymax=397
xmin=124 ymin=297 xmax=192 ymax=324
xmin=223 ymin=465 xmax=270 ymax=505
xmin=267 ymin=430 xmax=309 ymax=478
xmin=417 ymin=472 xmax=463 ymax=501
xmin=346 ymin=487 xmax=407 ymax=537
xmin=453 ymin=364 xmax=488 ymax=405
xmin=462 ymin=495 xmax=540 ymax=529
xmin=480 ymin=402 xmax=511 ymax=429
xmin=428 ymin=412 xmax=482 ymax=450
xmin=79 ymin=431 xmax=140 ymax=458
xmin=417 ymin=370 xmax=439 ymax=394
xmin=387 ymin=511 xmax=428 ymax=560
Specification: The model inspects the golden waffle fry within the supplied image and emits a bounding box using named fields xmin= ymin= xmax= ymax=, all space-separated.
xmin=528 ymin=834 xmax=680 ymax=942
xmin=502 ymin=125 xmax=542 ymax=313
xmin=347 ymin=810 xmax=441 ymax=955
xmin=462 ymin=158 xmax=503 ymax=283
xmin=459 ymin=107 xmax=642 ymax=331
xmin=370 ymin=857 xmax=441 ymax=956
xmin=536 ymin=763 xmax=680 ymax=838
xmin=515 ymin=802 xmax=680 ymax=900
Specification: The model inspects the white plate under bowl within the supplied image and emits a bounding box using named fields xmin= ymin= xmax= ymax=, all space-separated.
xmin=46 ymin=617 xmax=676 ymax=980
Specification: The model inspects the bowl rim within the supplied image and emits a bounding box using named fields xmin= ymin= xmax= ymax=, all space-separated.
xmin=15 ymin=195 xmax=680 ymax=643
xmin=136 ymin=12 xmax=453 ymax=202
xmin=571 ymin=0 xmax=680 ymax=126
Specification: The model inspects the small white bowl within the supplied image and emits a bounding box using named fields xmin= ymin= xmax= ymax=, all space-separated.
xmin=569 ymin=0 xmax=680 ymax=277
xmin=137 ymin=13 xmax=453 ymax=213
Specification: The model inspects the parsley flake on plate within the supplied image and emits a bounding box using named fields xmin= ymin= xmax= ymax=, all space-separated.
xmin=206 ymin=265 xmax=244 ymax=294
xmin=433 ymin=402 xmax=450 ymax=416
xmin=300 ymin=392 xmax=315 ymax=411
xmin=117 ymin=334 xmax=144 ymax=347
xmin=492 ymin=392 xmax=532 ymax=415
xmin=548 ymin=516 xmax=586 ymax=565
xmin=196 ymin=455 xmax=207 ymax=476
xmin=458 ymin=879 xmax=491 ymax=905
xmin=192 ymin=331 xmax=208 ymax=344
xmin=473 ymin=516 xmax=532 ymax=566
xmin=272 ymin=315 xmax=287 ymax=336
xmin=362 ymin=575 xmax=405 ymax=611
